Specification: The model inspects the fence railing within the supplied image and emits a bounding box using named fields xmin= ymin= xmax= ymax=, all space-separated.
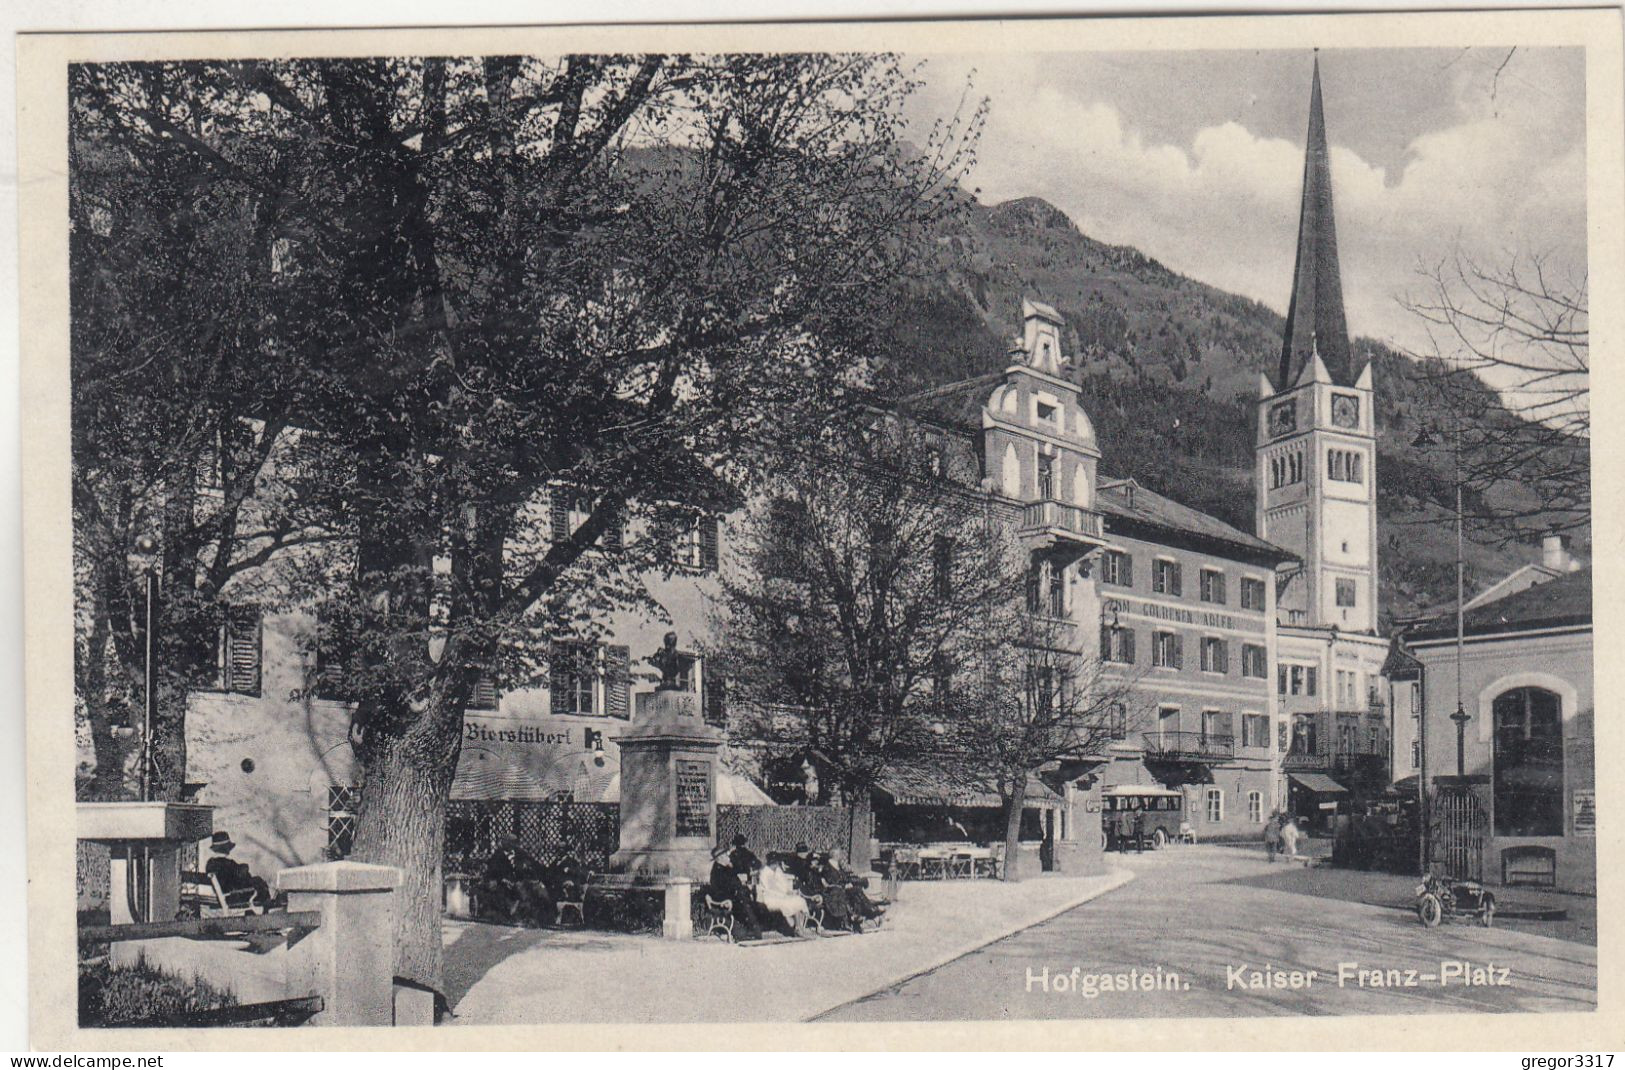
xmin=1141 ymin=730 xmax=1236 ymax=761
xmin=444 ymin=799 xmax=620 ymax=874
xmin=1020 ymin=499 xmax=1105 ymax=541
xmin=716 ymin=804 xmax=865 ymax=857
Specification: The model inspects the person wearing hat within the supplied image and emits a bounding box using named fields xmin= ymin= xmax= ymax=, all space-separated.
xmin=784 ymin=842 xmax=815 ymax=888
xmin=205 ymin=831 xmax=273 ymax=910
xmin=727 ymin=833 xmax=762 ymax=883
xmin=706 ymin=843 xmax=763 ymax=940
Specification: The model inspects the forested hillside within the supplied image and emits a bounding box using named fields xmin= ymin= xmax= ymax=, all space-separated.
xmin=876 ymin=195 xmax=1587 ymax=623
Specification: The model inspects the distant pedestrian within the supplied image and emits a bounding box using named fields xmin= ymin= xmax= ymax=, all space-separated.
xmin=1263 ymin=812 xmax=1282 ymax=863
xmin=1132 ymin=811 xmax=1147 ymax=853
xmin=1279 ymin=817 xmax=1301 ymax=860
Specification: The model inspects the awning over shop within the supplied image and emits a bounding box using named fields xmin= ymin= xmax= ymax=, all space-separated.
xmin=874 ymin=767 xmax=1063 ymax=810
xmin=1288 ymin=772 xmax=1349 ymax=795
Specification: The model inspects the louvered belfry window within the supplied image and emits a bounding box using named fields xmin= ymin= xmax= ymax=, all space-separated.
xmin=220 ymin=605 xmax=262 ymax=695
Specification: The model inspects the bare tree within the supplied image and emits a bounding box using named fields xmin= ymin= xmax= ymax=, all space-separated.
xmin=944 ymin=606 xmax=1144 ymax=880
xmin=1401 ymin=249 xmax=1589 ymax=542
xmin=708 ymin=417 xmax=1017 ymax=869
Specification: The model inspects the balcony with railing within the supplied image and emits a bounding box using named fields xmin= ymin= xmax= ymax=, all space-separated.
xmin=1019 ymin=498 xmax=1108 ymax=562
xmin=1282 ymin=731 xmax=1387 ymax=773
xmin=1141 ymin=730 xmax=1235 ymax=763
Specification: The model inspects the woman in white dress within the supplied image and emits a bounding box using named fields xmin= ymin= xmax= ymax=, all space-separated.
xmin=755 ymin=861 xmax=808 ymax=934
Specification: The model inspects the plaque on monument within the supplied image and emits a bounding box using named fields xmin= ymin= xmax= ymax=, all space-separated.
xmin=674 ymin=759 xmax=711 ymax=838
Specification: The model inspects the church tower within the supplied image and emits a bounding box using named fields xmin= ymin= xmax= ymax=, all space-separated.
xmin=1256 ymin=59 xmax=1378 ymax=633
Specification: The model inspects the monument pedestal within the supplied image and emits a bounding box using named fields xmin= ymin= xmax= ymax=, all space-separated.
xmin=609 ymin=688 xmax=723 ymax=887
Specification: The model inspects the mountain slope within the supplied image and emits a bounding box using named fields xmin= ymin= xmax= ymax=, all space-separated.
xmin=878 ymin=195 xmax=1586 ymax=624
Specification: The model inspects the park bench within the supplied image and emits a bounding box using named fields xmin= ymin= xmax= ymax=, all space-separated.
xmin=179 ymin=869 xmax=259 ymax=917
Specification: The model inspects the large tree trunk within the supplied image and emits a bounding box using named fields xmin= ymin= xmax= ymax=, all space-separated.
xmin=1001 ymin=775 xmax=1028 ymax=882
xmin=846 ymin=784 xmax=873 ymax=873
xmin=349 ymin=693 xmax=463 ymax=997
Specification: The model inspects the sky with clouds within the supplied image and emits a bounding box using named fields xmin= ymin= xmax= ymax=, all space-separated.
xmin=907 ymin=46 xmax=1587 ymax=357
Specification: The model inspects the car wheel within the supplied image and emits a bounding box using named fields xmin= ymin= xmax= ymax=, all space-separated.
xmin=1151 ymin=828 xmax=1168 ymax=849
xmin=1417 ymin=894 xmax=1444 ymax=928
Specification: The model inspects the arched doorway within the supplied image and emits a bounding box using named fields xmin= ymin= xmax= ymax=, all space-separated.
xmin=1492 ymin=686 xmax=1564 ymax=837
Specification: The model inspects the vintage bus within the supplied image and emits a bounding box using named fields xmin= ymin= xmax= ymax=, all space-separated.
xmin=1102 ymin=785 xmax=1186 ymax=850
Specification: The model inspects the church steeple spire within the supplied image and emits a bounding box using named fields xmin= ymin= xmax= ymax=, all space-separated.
xmin=1277 ymin=57 xmax=1359 ymax=390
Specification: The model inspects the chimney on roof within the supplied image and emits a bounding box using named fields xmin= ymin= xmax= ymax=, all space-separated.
xmin=1541 ymin=532 xmax=1575 ymax=572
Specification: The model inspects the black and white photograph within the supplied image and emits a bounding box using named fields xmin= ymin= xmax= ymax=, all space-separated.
xmin=14 ymin=6 xmax=1622 ymax=1050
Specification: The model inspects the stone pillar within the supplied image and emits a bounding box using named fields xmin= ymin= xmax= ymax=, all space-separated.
xmin=662 ymin=877 xmax=694 ymax=940
xmin=609 ymin=689 xmax=724 ymax=883
xmin=279 ymin=861 xmax=401 ymax=1027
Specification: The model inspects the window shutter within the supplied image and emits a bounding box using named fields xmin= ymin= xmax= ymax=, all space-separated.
xmin=1171 ymin=564 xmax=1182 ymax=597
xmin=1099 ymin=624 xmax=1111 ymax=660
xmin=551 ymin=492 xmax=571 ymax=544
xmin=703 ymin=674 xmax=728 ymax=728
xmin=469 ymin=673 xmax=499 ymax=711
xmin=1173 ymin=634 xmax=1184 ymax=670
xmin=1218 ymin=641 xmax=1229 ymax=674
xmin=223 ymin=606 xmax=262 ymax=695
xmin=1216 ymin=573 xmax=1226 ymax=604
xmin=1122 ymin=555 xmax=1133 ymax=587
xmin=700 ymin=515 xmax=720 ymax=571
xmin=605 ymin=644 xmax=631 ymax=720
xmin=1122 ymin=628 xmax=1136 ymax=665
xmin=602 ymin=501 xmax=623 ymax=553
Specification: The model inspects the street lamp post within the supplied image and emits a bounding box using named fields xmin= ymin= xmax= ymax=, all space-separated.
xmin=1413 ymin=419 xmax=1472 ymax=867
xmin=133 ymin=534 xmax=161 ymax=802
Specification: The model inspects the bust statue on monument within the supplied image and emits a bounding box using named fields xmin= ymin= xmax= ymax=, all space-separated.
xmin=647 ymin=630 xmax=685 ymax=693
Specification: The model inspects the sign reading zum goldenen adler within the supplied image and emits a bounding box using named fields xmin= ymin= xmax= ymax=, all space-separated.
xmin=675 ymin=759 xmax=712 ymax=838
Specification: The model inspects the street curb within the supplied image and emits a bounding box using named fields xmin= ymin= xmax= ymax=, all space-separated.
xmin=802 ymin=867 xmax=1136 ymax=1022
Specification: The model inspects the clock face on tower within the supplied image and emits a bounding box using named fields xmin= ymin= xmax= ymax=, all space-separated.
xmin=1331 ymin=393 xmax=1360 ymax=429
xmin=1268 ymin=401 xmax=1297 ymax=438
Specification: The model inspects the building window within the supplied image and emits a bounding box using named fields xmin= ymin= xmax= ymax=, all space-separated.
xmin=1241 ymin=643 xmax=1267 ymax=679
xmin=214 ymin=605 xmax=263 ymax=695
xmin=1328 ymin=449 xmax=1364 ymax=483
xmin=1306 ymin=667 xmax=1318 ymax=696
xmin=1101 ymin=550 xmax=1133 ymax=587
xmin=1492 ymin=687 xmax=1564 ymax=837
xmin=1199 ymin=637 xmax=1229 ymax=674
xmin=1099 ymin=624 xmax=1136 ymax=665
xmin=1411 ymin=738 xmax=1421 ymax=771
xmin=1107 ymin=702 xmax=1128 ymax=740
xmin=1205 ymin=787 xmax=1224 ymax=824
xmin=550 ymin=643 xmax=599 ymax=715
xmin=1278 ymin=664 xmax=1288 ymax=695
xmin=1030 ymin=561 xmax=1066 ymax=618
xmin=1289 ymin=451 xmax=1303 ymax=483
xmin=1292 ymin=714 xmax=1318 ymax=754
xmin=1037 ymin=452 xmax=1055 ymax=500
xmin=1151 ymin=630 xmax=1182 ymax=669
xmin=1036 ymin=401 xmax=1059 ymax=427
xmin=1248 ymin=790 xmax=1263 ymax=824
xmin=1335 ymin=578 xmax=1357 ymax=607
xmin=1242 ymin=713 xmax=1270 ymax=749
xmin=1202 ymin=709 xmax=1232 ymax=745
xmin=1240 ymin=577 xmax=1267 ymax=611
xmin=1199 ymin=568 xmax=1227 ymax=604
xmin=1152 ymin=559 xmax=1182 ymax=596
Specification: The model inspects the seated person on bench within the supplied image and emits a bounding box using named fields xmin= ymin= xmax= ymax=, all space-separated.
xmin=205 ymin=831 xmax=274 ymax=910
xmin=819 ymin=850 xmax=886 ymax=929
xmin=480 ymin=836 xmax=554 ymax=926
xmin=707 ymin=844 xmax=768 ymax=940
